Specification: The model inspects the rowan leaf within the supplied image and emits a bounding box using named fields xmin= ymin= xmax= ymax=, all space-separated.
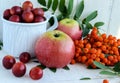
xmin=52 ymin=0 xmax=58 ymax=12
xmin=37 ymin=0 xmax=46 ymax=6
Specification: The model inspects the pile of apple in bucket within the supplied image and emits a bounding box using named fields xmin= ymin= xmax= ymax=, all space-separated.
xmin=2 ymin=0 xmax=120 ymax=81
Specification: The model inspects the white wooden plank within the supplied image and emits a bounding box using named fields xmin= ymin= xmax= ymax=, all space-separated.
xmin=108 ymin=0 xmax=120 ymax=38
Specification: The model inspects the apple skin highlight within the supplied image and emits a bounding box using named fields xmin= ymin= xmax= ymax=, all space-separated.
xmin=35 ymin=30 xmax=75 ymax=68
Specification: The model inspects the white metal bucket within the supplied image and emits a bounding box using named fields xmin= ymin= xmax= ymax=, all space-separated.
xmin=2 ymin=12 xmax=58 ymax=57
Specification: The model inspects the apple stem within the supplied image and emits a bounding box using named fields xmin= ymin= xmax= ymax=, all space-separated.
xmin=54 ymin=33 xmax=60 ymax=37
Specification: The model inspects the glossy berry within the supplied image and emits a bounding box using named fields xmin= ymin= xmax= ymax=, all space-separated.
xmin=29 ymin=67 xmax=43 ymax=80
xmin=19 ymin=52 xmax=31 ymax=63
xmin=12 ymin=62 xmax=26 ymax=77
xmin=2 ymin=55 xmax=16 ymax=69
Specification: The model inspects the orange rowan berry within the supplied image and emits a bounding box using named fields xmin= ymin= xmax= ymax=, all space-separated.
xmin=81 ymin=56 xmax=87 ymax=63
xmin=71 ymin=59 xmax=76 ymax=64
xmin=101 ymin=45 xmax=106 ymax=51
xmin=90 ymin=48 xmax=97 ymax=54
xmin=103 ymin=79 xmax=109 ymax=83
xmin=85 ymin=43 xmax=91 ymax=49
xmin=99 ymin=53 xmax=105 ymax=59
xmin=83 ymin=48 xmax=89 ymax=54
xmin=95 ymin=42 xmax=102 ymax=47
xmin=107 ymin=55 xmax=114 ymax=61
xmin=101 ymin=33 xmax=107 ymax=39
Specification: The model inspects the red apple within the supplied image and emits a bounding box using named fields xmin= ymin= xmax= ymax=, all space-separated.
xmin=22 ymin=1 xmax=33 ymax=11
xmin=57 ymin=18 xmax=82 ymax=40
xmin=3 ymin=9 xmax=11 ymax=20
xmin=34 ymin=16 xmax=45 ymax=23
xmin=35 ymin=30 xmax=75 ymax=68
xmin=10 ymin=6 xmax=22 ymax=15
xmin=9 ymin=15 xmax=20 ymax=22
xmin=32 ymin=8 xmax=44 ymax=16
xmin=22 ymin=11 xmax=34 ymax=23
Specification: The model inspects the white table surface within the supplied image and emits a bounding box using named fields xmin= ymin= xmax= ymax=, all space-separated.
xmin=0 ymin=50 xmax=120 ymax=83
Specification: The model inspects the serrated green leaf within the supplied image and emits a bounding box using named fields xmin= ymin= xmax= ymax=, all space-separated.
xmin=94 ymin=22 xmax=104 ymax=27
xmin=49 ymin=68 xmax=57 ymax=73
xmin=63 ymin=65 xmax=70 ymax=70
xmin=47 ymin=0 xmax=52 ymax=9
xmin=67 ymin=0 xmax=73 ymax=16
xmin=84 ymin=11 xmax=98 ymax=22
xmin=37 ymin=64 xmax=46 ymax=70
xmin=93 ymin=61 xmax=111 ymax=69
xmin=38 ymin=0 xmax=46 ymax=6
xmin=80 ymin=77 xmax=91 ymax=80
xmin=113 ymin=62 xmax=120 ymax=72
xmin=0 ymin=41 xmax=3 ymax=46
xmin=74 ymin=0 xmax=84 ymax=19
xmin=100 ymin=71 xmax=116 ymax=76
xmin=52 ymin=0 xmax=58 ymax=12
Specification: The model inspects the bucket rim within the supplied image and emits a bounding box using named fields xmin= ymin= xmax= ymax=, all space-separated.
xmin=1 ymin=17 xmax=48 ymax=26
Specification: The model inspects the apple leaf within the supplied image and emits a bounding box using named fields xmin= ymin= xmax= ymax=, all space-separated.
xmin=100 ymin=71 xmax=116 ymax=76
xmin=67 ymin=0 xmax=73 ymax=16
xmin=83 ymin=11 xmax=98 ymax=23
xmin=49 ymin=68 xmax=57 ymax=73
xmin=52 ymin=0 xmax=58 ymax=12
xmin=0 ymin=40 xmax=3 ymax=50
xmin=63 ymin=65 xmax=70 ymax=70
xmin=37 ymin=0 xmax=46 ymax=6
xmin=47 ymin=0 xmax=52 ymax=9
xmin=80 ymin=77 xmax=91 ymax=80
xmin=42 ymin=7 xmax=48 ymax=11
xmin=74 ymin=0 xmax=84 ymax=19
xmin=94 ymin=22 xmax=104 ymax=28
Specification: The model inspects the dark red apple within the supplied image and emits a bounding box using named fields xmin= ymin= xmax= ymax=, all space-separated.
xmin=2 ymin=55 xmax=16 ymax=69
xmin=10 ymin=6 xmax=22 ymax=15
xmin=12 ymin=62 xmax=26 ymax=77
xmin=32 ymin=8 xmax=44 ymax=16
xmin=34 ymin=16 xmax=45 ymax=23
xmin=22 ymin=11 xmax=34 ymax=23
xmin=9 ymin=15 xmax=20 ymax=22
xmin=29 ymin=67 xmax=43 ymax=80
xmin=3 ymin=9 xmax=11 ymax=20
xmin=35 ymin=30 xmax=75 ymax=68
xmin=22 ymin=1 xmax=33 ymax=11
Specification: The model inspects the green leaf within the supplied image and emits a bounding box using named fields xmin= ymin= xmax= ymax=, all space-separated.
xmin=94 ymin=22 xmax=104 ymax=27
xmin=74 ymin=0 xmax=84 ymax=19
xmin=113 ymin=62 xmax=120 ymax=72
xmin=52 ymin=0 xmax=58 ymax=12
xmin=82 ymin=26 xmax=90 ymax=37
xmin=83 ymin=11 xmax=98 ymax=22
xmin=100 ymin=71 xmax=116 ymax=76
xmin=0 ymin=40 xmax=3 ymax=46
xmin=63 ymin=65 xmax=70 ymax=70
xmin=33 ymin=60 xmax=39 ymax=63
xmin=67 ymin=0 xmax=73 ymax=16
xmin=85 ymin=22 xmax=93 ymax=29
xmin=80 ymin=77 xmax=91 ymax=80
xmin=93 ymin=61 xmax=111 ymax=69
xmin=59 ymin=0 xmax=67 ymax=15
xmin=47 ymin=0 xmax=52 ymax=9
xmin=42 ymin=7 xmax=48 ymax=11
xmin=37 ymin=64 xmax=46 ymax=70
xmin=57 ymin=14 xmax=63 ymax=21
xmin=37 ymin=0 xmax=46 ymax=6
xmin=49 ymin=68 xmax=57 ymax=73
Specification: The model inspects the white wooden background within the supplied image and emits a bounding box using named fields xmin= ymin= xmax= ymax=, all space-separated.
xmin=0 ymin=0 xmax=120 ymax=40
